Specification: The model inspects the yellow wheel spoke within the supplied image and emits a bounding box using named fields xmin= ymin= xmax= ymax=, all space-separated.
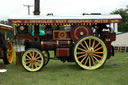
xmin=26 ymin=55 xmax=31 ymax=59
xmin=89 ymin=39 xmax=91 ymax=48
xmin=35 ymin=62 xmax=40 ymax=66
xmin=92 ymin=40 xmax=95 ymax=48
xmin=95 ymin=52 xmax=103 ymax=54
xmin=89 ymin=56 xmax=91 ymax=67
xmin=33 ymin=51 xmax=35 ymax=57
xmin=32 ymin=64 xmax=34 ymax=69
xmin=93 ymin=54 xmax=102 ymax=58
xmin=80 ymin=43 xmax=87 ymax=50
xmin=36 ymin=60 xmax=42 ymax=62
xmin=34 ymin=64 xmax=38 ymax=68
xmin=77 ymin=47 xmax=86 ymax=52
xmin=36 ymin=56 xmax=41 ymax=60
xmin=25 ymin=60 xmax=31 ymax=64
xmin=78 ymin=54 xmax=86 ymax=59
xmin=34 ymin=53 xmax=39 ymax=58
xmin=25 ymin=59 xmax=31 ymax=60
xmin=95 ymin=46 xmax=103 ymax=52
xmin=77 ymin=52 xmax=86 ymax=55
xmin=28 ymin=63 xmax=32 ymax=67
xmin=29 ymin=52 xmax=33 ymax=57
xmin=91 ymin=56 xmax=95 ymax=65
xmin=84 ymin=56 xmax=89 ymax=65
xmin=80 ymin=55 xmax=87 ymax=64
xmin=93 ymin=56 xmax=100 ymax=63
xmin=84 ymin=41 xmax=89 ymax=49
xmin=94 ymin=43 xmax=100 ymax=49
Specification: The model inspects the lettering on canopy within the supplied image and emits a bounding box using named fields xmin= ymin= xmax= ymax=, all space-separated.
xmin=9 ymin=19 xmax=121 ymax=24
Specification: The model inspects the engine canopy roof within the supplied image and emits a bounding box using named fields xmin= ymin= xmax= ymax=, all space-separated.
xmin=8 ymin=14 xmax=122 ymax=24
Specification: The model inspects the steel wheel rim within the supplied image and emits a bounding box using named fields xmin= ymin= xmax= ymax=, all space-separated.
xmin=7 ymin=40 xmax=14 ymax=64
xmin=74 ymin=36 xmax=107 ymax=70
xmin=22 ymin=49 xmax=44 ymax=72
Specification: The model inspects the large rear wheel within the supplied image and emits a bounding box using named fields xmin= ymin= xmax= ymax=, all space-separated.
xmin=73 ymin=36 xmax=107 ymax=70
xmin=22 ymin=48 xmax=45 ymax=72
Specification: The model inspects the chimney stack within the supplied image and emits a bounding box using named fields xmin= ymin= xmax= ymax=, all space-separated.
xmin=33 ymin=0 xmax=40 ymax=15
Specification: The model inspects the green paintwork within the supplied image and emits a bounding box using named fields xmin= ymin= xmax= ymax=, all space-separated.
xmin=42 ymin=51 xmax=50 ymax=65
xmin=32 ymin=29 xmax=45 ymax=36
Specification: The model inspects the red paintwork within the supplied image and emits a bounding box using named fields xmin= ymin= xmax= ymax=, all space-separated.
xmin=41 ymin=41 xmax=71 ymax=49
xmin=58 ymin=41 xmax=71 ymax=47
xmin=42 ymin=41 xmax=57 ymax=49
xmin=53 ymin=30 xmax=71 ymax=40
xmin=102 ymin=32 xmax=116 ymax=57
xmin=8 ymin=19 xmax=121 ymax=24
xmin=0 ymin=48 xmax=4 ymax=57
xmin=0 ymin=25 xmax=13 ymax=31
xmin=16 ymin=35 xmax=35 ymax=40
xmin=71 ymin=25 xmax=93 ymax=42
xmin=102 ymin=32 xmax=116 ymax=41
xmin=56 ymin=48 xmax=69 ymax=57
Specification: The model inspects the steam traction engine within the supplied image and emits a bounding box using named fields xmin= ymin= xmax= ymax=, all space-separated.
xmin=0 ymin=24 xmax=14 ymax=64
xmin=8 ymin=0 xmax=121 ymax=72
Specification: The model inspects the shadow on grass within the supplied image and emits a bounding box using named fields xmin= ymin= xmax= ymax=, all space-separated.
xmin=6 ymin=57 xmax=122 ymax=73
xmin=43 ymin=63 xmax=80 ymax=72
xmin=6 ymin=60 xmax=81 ymax=73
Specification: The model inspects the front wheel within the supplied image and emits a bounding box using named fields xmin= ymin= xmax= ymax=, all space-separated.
xmin=22 ymin=48 xmax=45 ymax=72
xmin=73 ymin=36 xmax=107 ymax=70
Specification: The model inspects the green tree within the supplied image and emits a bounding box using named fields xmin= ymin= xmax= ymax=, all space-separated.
xmin=111 ymin=6 xmax=128 ymax=32
xmin=0 ymin=20 xmax=9 ymax=25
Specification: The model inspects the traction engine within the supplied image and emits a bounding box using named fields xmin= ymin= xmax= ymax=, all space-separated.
xmin=0 ymin=24 xmax=14 ymax=65
xmin=8 ymin=0 xmax=122 ymax=72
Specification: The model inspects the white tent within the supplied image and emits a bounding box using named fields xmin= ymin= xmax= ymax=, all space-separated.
xmin=112 ymin=33 xmax=128 ymax=46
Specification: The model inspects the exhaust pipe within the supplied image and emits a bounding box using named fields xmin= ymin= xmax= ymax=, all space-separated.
xmin=33 ymin=0 xmax=40 ymax=15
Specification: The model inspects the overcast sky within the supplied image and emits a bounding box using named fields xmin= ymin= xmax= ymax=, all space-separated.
xmin=0 ymin=0 xmax=128 ymax=20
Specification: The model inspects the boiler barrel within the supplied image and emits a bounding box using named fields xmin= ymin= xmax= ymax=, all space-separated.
xmin=41 ymin=41 xmax=71 ymax=49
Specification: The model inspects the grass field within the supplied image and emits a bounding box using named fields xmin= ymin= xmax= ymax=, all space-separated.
xmin=0 ymin=52 xmax=128 ymax=85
